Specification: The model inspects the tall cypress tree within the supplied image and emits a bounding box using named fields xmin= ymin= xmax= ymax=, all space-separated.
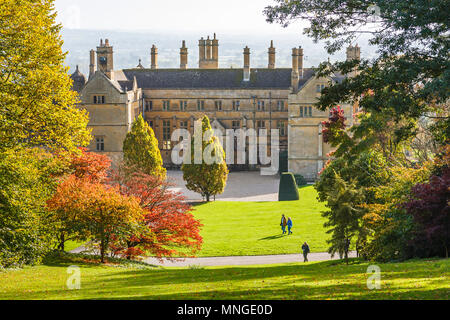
xmin=123 ymin=114 xmax=166 ymax=178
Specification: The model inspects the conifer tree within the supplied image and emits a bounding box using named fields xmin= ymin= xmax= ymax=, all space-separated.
xmin=181 ymin=116 xmax=228 ymax=202
xmin=322 ymin=171 xmax=364 ymax=264
xmin=123 ymin=114 xmax=166 ymax=178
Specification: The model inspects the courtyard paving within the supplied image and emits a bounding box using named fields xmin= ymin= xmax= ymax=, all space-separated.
xmin=167 ymin=170 xmax=280 ymax=202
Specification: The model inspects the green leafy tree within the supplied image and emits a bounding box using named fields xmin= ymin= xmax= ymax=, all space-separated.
xmin=0 ymin=148 xmax=65 ymax=267
xmin=0 ymin=0 xmax=91 ymax=153
xmin=265 ymin=0 xmax=449 ymax=156
xmin=322 ymin=172 xmax=365 ymax=264
xmin=181 ymin=116 xmax=228 ymax=202
xmin=123 ymin=114 xmax=166 ymax=178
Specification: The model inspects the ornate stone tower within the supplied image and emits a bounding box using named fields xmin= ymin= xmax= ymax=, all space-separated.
xmin=346 ymin=44 xmax=361 ymax=61
xmin=96 ymin=39 xmax=114 ymax=78
xmin=199 ymin=34 xmax=219 ymax=69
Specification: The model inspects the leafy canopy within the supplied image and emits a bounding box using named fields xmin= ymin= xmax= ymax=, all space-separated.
xmin=0 ymin=0 xmax=91 ymax=153
xmin=181 ymin=116 xmax=228 ymax=202
xmin=123 ymin=114 xmax=166 ymax=178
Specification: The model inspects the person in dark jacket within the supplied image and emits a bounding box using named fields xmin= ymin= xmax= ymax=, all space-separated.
xmin=287 ymin=217 xmax=293 ymax=235
xmin=302 ymin=242 xmax=310 ymax=262
xmin=280 ymin=214 xmax=287 ymax=234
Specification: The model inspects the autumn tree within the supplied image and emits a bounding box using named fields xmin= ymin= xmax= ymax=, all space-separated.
xmin=404 ymin=167 xmax=450 ymax=259
xmin=123 ymin=114 xmax=166 ymax=178
xmin=0 ymin=0 xmax=90 ymax=267
xmin=0 ymin=0 xmax=90 ymax=153
xmin=46 ymin=149 xmax=112 ymax=251
xmin=110 ymin=170 xmax=203 ymax=260
xmin=47 ymin=175 xmax=145 ymax=263
xmin=181 ymin=116 xmax=228 ymax=202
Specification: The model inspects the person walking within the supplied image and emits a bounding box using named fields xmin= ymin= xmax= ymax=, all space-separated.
xmin=287 ymin=217 xmax=293 ymax=235
xmin=280 ymin=214 xmax=287 ymax=234
xmin=302 ymin=242 xmax=310 ymax=262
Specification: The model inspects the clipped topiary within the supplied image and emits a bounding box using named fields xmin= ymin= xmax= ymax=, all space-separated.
xmin=294 ymin=174 xmax=307 ymax=187
xmin=278 ymin=172 xmax=300 ymax=201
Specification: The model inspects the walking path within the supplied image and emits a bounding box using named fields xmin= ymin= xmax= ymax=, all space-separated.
xmin=143 ymin=251 xmax=357 ymax=267
xmin=70 ymin=245 xmax=357 ymax=267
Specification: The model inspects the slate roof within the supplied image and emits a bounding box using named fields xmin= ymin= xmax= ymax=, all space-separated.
xmin=70 ymin=65 xmax=86 ymax=93
xmin=119 ymin=68 xmax=316 ymax=90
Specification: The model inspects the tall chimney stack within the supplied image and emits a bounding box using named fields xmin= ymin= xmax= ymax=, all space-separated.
xmin=268 ymin=40 xmax=276 ymax=69
xmin=89 ymin=49 xmax=96 ymax=79
xmin=198 ymin=37 xmax=206 ymax=68
xmin=180 ymin=40 xmax=188 ymax=69
xmin=151 ymin=45 xmax=158 ymax=70
xmin=298 ymin=46 xmax=304 ymax=78
xmin=212 ymin=33 xmax=219 ymax=67
xmin=291 ymin=48 xmax=299 ymax=92
xmin=243 ymin=46 xmax=251 ymax=82
xmin=206 ymin=36 xmax=212 ymax=60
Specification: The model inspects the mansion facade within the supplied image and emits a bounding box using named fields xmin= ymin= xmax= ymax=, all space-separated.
xmin=71 ymin=35 xmax=360 ymax=181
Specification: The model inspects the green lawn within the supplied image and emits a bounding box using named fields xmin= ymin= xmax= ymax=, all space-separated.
xmin=64 ymin=240 xmax=85 ymax=252
xmin=0 ymin=255 xmax=448 ymax=300
xmin=191 ymin=186 xmax=329 ymax=257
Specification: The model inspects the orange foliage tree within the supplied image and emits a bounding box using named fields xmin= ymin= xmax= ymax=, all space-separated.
xmin=110 ymin=170 xmax=203 ymax=261
xmin=48 ymin=175 xmax=145 ymax=263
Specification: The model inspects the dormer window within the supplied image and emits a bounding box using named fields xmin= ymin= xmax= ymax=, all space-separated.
xmin=93 ymin=95 xmax=105 ymax=104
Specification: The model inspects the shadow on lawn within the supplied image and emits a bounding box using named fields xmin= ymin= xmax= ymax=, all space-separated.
xmin=65 ymin=259 xmax=449 ymax=300
xmin=258 ymin=234 xmax=286 ymax=241
xmin=6 ymin=258 xmax=446 ymax=300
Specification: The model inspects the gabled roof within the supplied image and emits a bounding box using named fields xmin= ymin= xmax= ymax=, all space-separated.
xmin=119 ymin=68 xmax=315 ymax=90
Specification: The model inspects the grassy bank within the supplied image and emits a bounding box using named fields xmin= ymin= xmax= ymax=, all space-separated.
xmin=191 ymin=186 xmax=329 ymax=256
xmin=0 ymin=254 xmax=447 ymax=300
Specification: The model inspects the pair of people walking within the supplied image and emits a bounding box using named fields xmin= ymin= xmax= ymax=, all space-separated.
xmin=280 ymin=214 xmax=293 ymax=235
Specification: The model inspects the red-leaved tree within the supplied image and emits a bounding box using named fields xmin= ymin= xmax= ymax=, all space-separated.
xmin=69 ymin=147 xmax=111 ymax=182
xmin=404 ymin=167 xmax=450 ymax=258
xmin=47 ymin=148 xmax=113 ymax=251
xmin=47 ymin=175 xmax=145 ymax=263
xmin=110 ymin=170 xmax=203 ymax=261
xmin=322 ymin=106 xmax=346 ymax=146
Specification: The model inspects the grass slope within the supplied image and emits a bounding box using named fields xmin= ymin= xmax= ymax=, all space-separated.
xmin=1 ymin=255 xmax=448 ymax=300
xmin=191 ymin=186 xmax=329 ymax=257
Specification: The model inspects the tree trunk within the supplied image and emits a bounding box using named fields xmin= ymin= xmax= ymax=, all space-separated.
xmin=100 ymin=239 xmax=105 ymax=263
xmin=58 ymin=233 xmax=65 ymax=252
xmin=206 ymin=193 xmax=210 ymax=202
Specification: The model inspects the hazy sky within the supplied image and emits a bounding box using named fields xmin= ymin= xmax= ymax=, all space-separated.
xmin=54 ymin=0 xmax=306 ymax=35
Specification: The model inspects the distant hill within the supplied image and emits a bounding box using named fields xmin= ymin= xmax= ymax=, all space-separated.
xmin=62 ymin=29 xmax=378 ymax=75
